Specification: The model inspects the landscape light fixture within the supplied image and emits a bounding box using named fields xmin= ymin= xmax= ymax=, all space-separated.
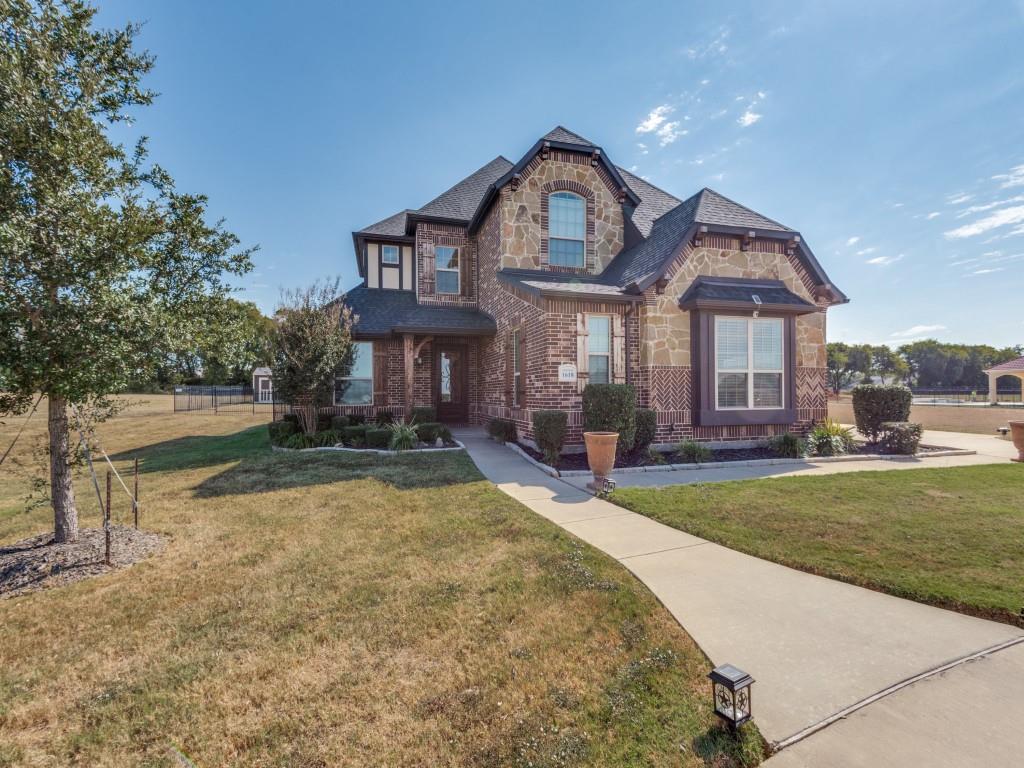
xmin=708 ymin=664 xmax=754 ymax=731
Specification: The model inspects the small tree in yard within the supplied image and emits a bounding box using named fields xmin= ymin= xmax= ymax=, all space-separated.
xmin=0 ymin=1 xmax=253 ymax=543
xmin=270 ymin=280 xmax=355 ymax=435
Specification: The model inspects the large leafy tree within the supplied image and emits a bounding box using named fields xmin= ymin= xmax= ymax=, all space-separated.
xmin=0 ymin=1 xmax=253 ymax=542
xmin=270 ymin=279 xmax=355 ymax=435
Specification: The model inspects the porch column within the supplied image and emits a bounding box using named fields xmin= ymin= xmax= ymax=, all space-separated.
xmin=988 ymin=371 xmax=1000 ymax=404
xmin=403 ymin=333 xmax=415 ymax=419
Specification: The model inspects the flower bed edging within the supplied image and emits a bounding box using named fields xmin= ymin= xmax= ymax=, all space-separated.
xmin=271 ymin=439 xmax=466 ymax=457
xmin=505 ymin=442 xmax=560 ymax=477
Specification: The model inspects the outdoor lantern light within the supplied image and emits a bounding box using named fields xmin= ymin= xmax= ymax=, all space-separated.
xmin=708 ymin=664 xmax=754 ymax=731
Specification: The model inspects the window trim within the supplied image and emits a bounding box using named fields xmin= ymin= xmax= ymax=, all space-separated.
xmin=381 ymin=244 xmax=400 ymax=265
xmin=694 ymin=311 xmax=796 ymax=427
xmin=547 ymin=191 xmax=586 ymax=269
xmin=713 ymin=316 xmax=785 ymax=411
xmin=511 ymin=328 xmax=522 ymax=407
xmin=336 ymin=340 xmax=374 ymax=406
xmin=586 ymin=313 xmax=612 ymax=386
xmin=435 ymin=245 xmax=460 ymax=295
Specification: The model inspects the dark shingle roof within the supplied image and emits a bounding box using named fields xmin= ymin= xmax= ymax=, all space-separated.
xmin=541 ymin=126 xmax=596 ymax=147
xmin=355 ymin=209 xmax=411 ymax=237
xmin=678 ymin=277 xmax=815 ymax=311
xmin=415 ymin=156 xmax=513 ymax=221
xmin=617 ymin=167 xmax=681 ymax=238
xmin=341 ymin=285 xmax=496 ymax=337
xmin=497 ymin=269 xmax=638 ymax=302
xmin=694 ymin=188 xmax=793 ymax=232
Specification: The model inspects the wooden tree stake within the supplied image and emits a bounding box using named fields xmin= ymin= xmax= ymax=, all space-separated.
xmin=104 ymin=470 xmax=112 ymax=566
xmin=133 ymin=457 xmax=139 ymax=529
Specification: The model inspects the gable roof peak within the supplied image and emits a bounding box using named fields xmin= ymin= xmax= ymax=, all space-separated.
xmin=694 ymin=187 xmax=793 ymax=232
xmin=541 ymin=126 xmax=596 ymax=147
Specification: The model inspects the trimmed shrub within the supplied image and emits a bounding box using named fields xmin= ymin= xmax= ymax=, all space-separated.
xmin=411 ymin=406 xmax=436 ymax=423
xmin=330 ymin=415 xmax=350 ymax=431
xmin=282 ymin=413 xmax=300 ymax=427
xmin=807 ymin=418 xmax=856 ymax=456
xmin=487 ymin=418 xmax=517 ymax=443
xmin=365 ymin=427 xmax=391 ymax=449
xmin=881 ymin=421 xmax=923 ymax=455
xmin=347 ymin=413 xmax=366 ymax=426
xmin=387 ymin=420 xmax=419 ymax=451
xmin=769 ymin=432 xmax=804 ymax=459
xmin=312 ymin=429 xmax=341 ymax=447
xmin=532 ymin=410 xmax=568 ymax=466
xmin=316 ymin=412 xmax=333 ymax=432
xmin=675 ymin=440 xmax=712 ymax=464
xmin=647 ymin=446 xmax=667 ymax=465
xmin=375 ymin=411 xmax=395 ymax=426
xmin=633 ymin=408 xmax=657 ymax=454
xmin=852 ymin=385 xmax=912 ymax=442
xmin=416 ymin=422 xmax=452 ymax=444
xmin=268 ymin=420 xmax=296 ymax=446
xmin=284 ymin=432 xmax=314 ymax=450
xmin=341 ymin=425 xmax=367 ymax=446
xmin=582 ymin=384 xmax=637 ymax=457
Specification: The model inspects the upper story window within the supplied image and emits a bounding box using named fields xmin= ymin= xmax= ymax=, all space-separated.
xmin=381 ymin=245 xmax=400 ymax=265
xmin=715 ymin=317 xmax=784 ymax=410
xmin=548 ymin=192 xmax=585 ymax=268
xmin=436 ymin=246 xmax=460 ymax=294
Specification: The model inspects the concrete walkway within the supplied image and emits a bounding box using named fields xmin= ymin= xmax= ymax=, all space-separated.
xmin=560 ymin=428 xmax=1016 ymax=492
xmin=455 ymin=428 xmax=1024 ymax=765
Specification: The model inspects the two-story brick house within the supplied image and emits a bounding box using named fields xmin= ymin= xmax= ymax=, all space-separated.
xmin=336 ymin=126 xmax=847 ymax=449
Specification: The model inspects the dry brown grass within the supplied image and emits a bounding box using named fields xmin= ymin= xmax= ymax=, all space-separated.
xmin=828 ymin=396 xmax=1021 ymax=435
xmin=0 ymin=396 xmax=761 ymax=767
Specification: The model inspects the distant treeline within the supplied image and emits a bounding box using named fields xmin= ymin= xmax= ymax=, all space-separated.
xmin=827 ymin=340 xmax=1022 ymax=394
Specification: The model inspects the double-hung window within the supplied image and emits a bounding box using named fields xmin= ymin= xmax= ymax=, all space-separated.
xmin=381 ymin=244 xmax=399 ymax=265
xmin=548 ymin=192 xmax=585 ymax=268
xmin=715 ymin=317 xmax=784 ymax=410
xmin=336 ymin=341 xmax=373 ymax=405
xmin=435 ymin=246 xmax=460 ymax=294
xmin=587 ymin=315 xmax=611 ymax=385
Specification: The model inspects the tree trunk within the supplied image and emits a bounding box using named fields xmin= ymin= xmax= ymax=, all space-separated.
xmin=295 ymin=392 xmax=318 ymax=435
xmin=48 ymin=395 xmax=79 ymax=543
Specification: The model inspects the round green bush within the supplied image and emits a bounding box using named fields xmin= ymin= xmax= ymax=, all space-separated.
xmin=633 ymin=408 xmax=657 ymax=454
xmin=582 ymin=384 xmax=637 ymax=456
xmin=852 ymin=385 xmax=912 ymax=442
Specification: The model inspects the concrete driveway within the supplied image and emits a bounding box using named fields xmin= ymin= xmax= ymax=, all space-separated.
xmin=456 ymin=428 xmax=1024 ymax=765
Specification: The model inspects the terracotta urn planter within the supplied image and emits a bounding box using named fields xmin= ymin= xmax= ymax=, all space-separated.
xmin=584 ymin=431 xmax=619 ymax=487
xmin=1010 ymin=421 xmax=1024 ymax=463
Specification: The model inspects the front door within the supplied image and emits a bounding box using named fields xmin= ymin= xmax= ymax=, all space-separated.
xmin=435 ymin=345 xmax=469 ymax=423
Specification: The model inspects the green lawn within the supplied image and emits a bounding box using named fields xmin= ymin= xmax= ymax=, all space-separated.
xmin=0 ymin=398 xmax=761 ymax=767
xmin=613 ymin=465 xmax=1024 ymax=626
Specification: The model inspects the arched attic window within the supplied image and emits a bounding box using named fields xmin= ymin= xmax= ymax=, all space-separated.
xmin=548 ymin=191 xmax=585 ymax=268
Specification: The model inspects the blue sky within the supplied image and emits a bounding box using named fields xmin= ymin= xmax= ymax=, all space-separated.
xmin=97 ymin=0 xmax=1024 ymax=348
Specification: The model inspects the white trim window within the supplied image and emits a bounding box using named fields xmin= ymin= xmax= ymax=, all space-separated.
xmin=511 ymin=328 xmax=522 ymax=406
xmin=336 ymin=341 xmax=374 ymax=405
xmin=587 ymin=315 xmax=611 ymax=385
xmin=435 ymin=246 xmax=460 ymax=294
xmin=381 ymin=244 xmax=400 ymax=265
xmin=714 ymin=317 xmax=784 ymax=410
xmin=548 ymin=192 xmax=585 ymax=267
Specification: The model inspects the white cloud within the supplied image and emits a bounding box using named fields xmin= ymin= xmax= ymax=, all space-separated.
xmin=992 ymin=164 xmax=1024 ymax=189
xmin=944 ymin=204 xmax=1024 ymax=238
xmin=636 ymin=105 xmax=673 ymax=134
xmin=891 ymin=202 xmax=905 ymax=208
xmin=955 ymin=195 xmax=1024 ymax=218
xmin=657 ymin=121 xmax=685 ymax=146
xmin=686 ymin=27 xmax=730 ymax=60
xmin=629 ymin=165 xmax=639 ymax=172
xmin=856 ymin=246 xmax=877 ymax=256
xmin=970 ymin=267 xmax=1005 ymax=275
xmin=846 ymin=236 xmax=861 ymax=246
xmin=926 ymin=211 xmax=941 ymax=220
xmin=866 ymin=254 xmax=904 ymax=265
xmin=737 ymin=110 xmax=762 ymax=127
xmin=636 ymin=142 xmax=648 ymax=155
xmin=947 ymin=192 xmax=973 ymax=205
xmin=891 ymin=324 xmax=946 ymax=338
xmin=700 ymin=79 xmax=710 ymax=85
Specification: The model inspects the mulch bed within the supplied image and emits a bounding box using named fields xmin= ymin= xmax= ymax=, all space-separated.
xmin=517 ymin=442 xmax=957 ymax=472
xmin=0 ymin=526 xmax=165 ymax=599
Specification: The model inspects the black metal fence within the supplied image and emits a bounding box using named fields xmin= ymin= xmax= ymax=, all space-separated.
xmin=173 ymin=385 xmax=276 ymax=414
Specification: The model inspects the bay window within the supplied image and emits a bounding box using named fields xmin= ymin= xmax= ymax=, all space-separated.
xmin=715 ymin=317 xmax=784 ymax=410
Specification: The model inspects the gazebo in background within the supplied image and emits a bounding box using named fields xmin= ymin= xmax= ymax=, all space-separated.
xmin=985 ymin=355 xmax=1024 ymax=403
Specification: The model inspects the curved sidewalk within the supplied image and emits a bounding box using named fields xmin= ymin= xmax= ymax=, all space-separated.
xmin=456 ymin=428 xmax=1024 ymax=766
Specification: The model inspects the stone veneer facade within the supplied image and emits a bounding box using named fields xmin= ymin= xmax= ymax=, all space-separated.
xmin=335 ymin=149 xmax=832 ymax=449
